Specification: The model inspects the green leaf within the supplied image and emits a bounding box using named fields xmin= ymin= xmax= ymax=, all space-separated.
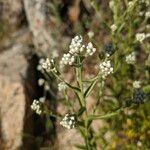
xmin=75 ymin=144 xmax=87 ymax=149
xmin=87 ymin=110 xmax=121 ymax=121
xmin=143 ymin=85 xmax=150 ymax=94
xmin=65 ymin=82 xmax=81 ymax=93
xmin=76 ymin=107 xmax=86 ymax=116
xmin=84 ymin=79 xmax=97 ymax=98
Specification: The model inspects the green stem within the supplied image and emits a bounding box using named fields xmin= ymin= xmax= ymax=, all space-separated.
xmin=75 ymin=57 xmax=85 ymax=107
xmin=93 ymin=79 xmax=105 ymax=113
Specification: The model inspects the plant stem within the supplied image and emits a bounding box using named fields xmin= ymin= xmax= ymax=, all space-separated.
xmin=76 ymin=57 xmax=86 ymax=107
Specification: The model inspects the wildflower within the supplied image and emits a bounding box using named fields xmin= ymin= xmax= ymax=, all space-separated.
xmin=39 ymin=97 xmax=45 ymax=103
xmin=87 ymin=31 xmax=94 ymax=38
xmin=109 ymin=1 xmax=114 ymax=10
xmin=133 ymin=89 xmax=146 ymax=104
xmin=60 ymin=53 xmax=75 ymax=66
xmin=58 ymin=82 xmax=67 ymax=91
xmin=99 ymin=60 xmax=113 ymax=79
xmin=137 ymin=141 xmax=142 ymax=147
xmin=42 ymin=58 xmax=51 ymax=70
xmin=146 ymin=33 xmax=150 ymax=38
xmin=145 ymin=11 xmax=150 ymax=18
xmin=38 ymin=78 xmax=45 ymax=86
xmin=69 ymin=35 xmax=85 ymax=54
xmin=110 ymin=24 xmax=117 ymax=32
xmin=125 ymin=52 xmax=136 ymax=64
xmin=128 ymin=1 xmax=134 ymax=8
xmin=86 ymin=42 xmax=96 ymax=56
xmin=37 ymin=58 xmax=45 ymax=71
xmin=136 ymin=33 xmax=146 ymax=43
xmin=133 ymin=81 xmax=141 ymax=89
xmin=42 ymin=58 xmax=57 ymax=72
xmin=60 ymin=114 xmax=76 ymax=129
xmin=104 ymin=43 xmax=114 ymax=57
xmin=44 ymin=84 xmax=50 ymax=91
xmin=31 ymin=100 xmax=42 ymax=115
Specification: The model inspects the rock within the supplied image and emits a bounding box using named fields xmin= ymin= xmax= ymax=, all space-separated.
xmin=0 ymin=0 xmax=23 ymax=30
xmin=0 ymin=43 xmax=29 ymax=150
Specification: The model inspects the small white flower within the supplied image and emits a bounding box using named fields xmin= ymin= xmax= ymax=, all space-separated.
xmin=86 ymin=42 xmax=96 ymax=56
xmin=58 ymin=82 xmax=67 ymax=91
xmin=69 ymin=35 xmax=85 ymax=54
xmin=60 ymin=114 xmax=76 ymax=129
xmin=42 ymin=58 xmax=56 ymax=72
xmin=39 ymin=97 xmax=45 ymax=103
xmin=145 ymin=11 xmax=150 ymax=18
xmin=133 ymin=81 xmax=141 ymax=89
xmin=109 ymin=1 xmax=114 ymax=10
xmin=31 ymin=99 xmax=42 ymax=115
xmin=44 ymin=84 xmax=50 ymax=91
xmin=87 ymin=31 xmax=94 ymax=38
xmin=125 ymin=52 xmax=136 ymax=64
xmin=136 ymin=33 xmax=146 ymax=43
xmin=60 ymin=53 xmax=75 ymax=66
xmin=38 ymin=78 xmax=45 ymax=86
xmin=42 ymin=58 xmax=51 ymax=71
xmin=137 ymin=141 xmax=142 ymax=147
xmin=99 ymin=60 xmax=113 ymax=79
xmin=146 ymin=33 xmax=150 ymax=38
xmin=37 ymin=58 xmax=45 ymax=71
xmin=111 ymin=24 xmax=117 ymax=32
xmin=128 ymin=1 xmax=134 ymax=8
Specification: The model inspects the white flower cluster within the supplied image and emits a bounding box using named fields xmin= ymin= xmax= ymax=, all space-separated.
xmin=42 ymin=58 xmax=52 ymax=71
xmin=58 ymin=82 xmax=67 ymax=91
xmin=109 ymin=1 xmax=114 ymax=10
xmin=128 ymin=1 xmax=134 ymax=8
xmin=111 ymin=24 xmax=117 ymax=32
xmin=136 ymin=33 xmax=150 ymax=43
xmin=125 ymin=52 xmax=136 ymax=64
xmin=69 ymin=36 xmax=85 ymax=54
xmin=60 ymin=35 xmax=96 ymax=66
xmin=60 ymin=114 xmax=76 ymax=129
xmin=31 ymin=100 xmax=42 ymax=115
xmin=99 ymin=60 xmax=113 ymax=79
xmin=133 ymin=81 xmax=141 ymax=89
xmin=86 ymin=42 xmax=96 ymax=56
xmin=136 ymin=33 xmax=146 ymax=43
xmin=37 ymin=58 xmax=45 ymax=71
xmin=145 ymin=11 xmax=150 ymax=18
xmin=42 ymin=58 xmax=57 ymax=72
xmin=60 ymin=53 xmax=75 ymax=65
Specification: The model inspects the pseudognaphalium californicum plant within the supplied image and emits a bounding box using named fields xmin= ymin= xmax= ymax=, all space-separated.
xmin=30 ymin=0 xmax=150 ymax=148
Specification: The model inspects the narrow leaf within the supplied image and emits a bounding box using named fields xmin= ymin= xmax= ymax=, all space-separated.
xmin=84 ymin=79 xmax=97 ymax=98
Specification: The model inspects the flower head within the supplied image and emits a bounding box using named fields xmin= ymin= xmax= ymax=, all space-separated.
xmin=86 ymin=42 xmax=96 ymax=56
xmin=60 ymin=114 xmax=76 ymax=129
xmin=60 ymin=53 xmax=75 ymax=66
xmin=133 ymin=81 xmax=141 ymax=89
xmin=31 ymin=100 xmax=42 ymax=115
xmin=69 ymin=35 xmax=85 ymax=54
xmin=136 ymin=33 xmax=146 ymax=43
xmin=42 ymin=58 xmax=56 ymax=72
xmin=38 ymin=78 xmax=45 ymax=86
xmin=58 ymin=82 xmax=67 ymax=91
xmin=111 ymin=24 xmax=117 ymax=32
xmin=125 ymin=52 xmax=136 ymax=64
xmin=99 ymin=60 xmax=113 ymax=79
